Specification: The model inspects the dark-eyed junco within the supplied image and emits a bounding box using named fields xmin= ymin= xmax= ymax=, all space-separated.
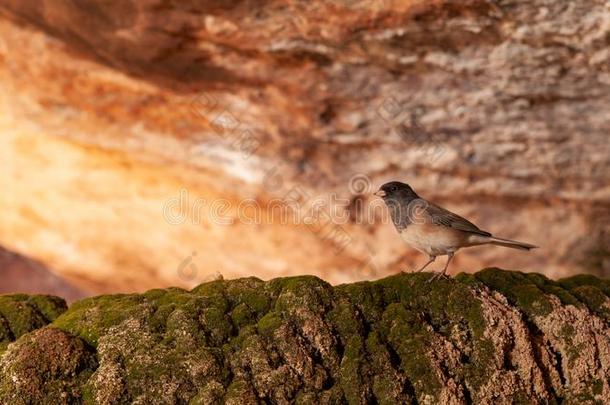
xmin=375 ymin=181 xmax=537 ymax=279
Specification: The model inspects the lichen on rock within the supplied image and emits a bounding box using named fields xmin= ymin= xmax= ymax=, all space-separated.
xmin=0 ymin=327 xmax=97 ymax=404
xmin=0 ymin=294 xmax=67 ymax=356
xmin=1 ymin=269 xmax=610 ymax=404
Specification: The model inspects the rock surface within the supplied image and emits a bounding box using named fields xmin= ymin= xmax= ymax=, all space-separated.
xmin=0 ymin=293 xmax=67 ymax=355
xmin=0 ymin=246 xmax=88 ymax=303
xmin=1 ymin=269 xmax=610 ymax=404
xmin=0 ymin=0 xmax=609 ymax=293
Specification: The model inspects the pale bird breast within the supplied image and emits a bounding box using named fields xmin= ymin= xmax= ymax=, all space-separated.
xmin=400 ymin=224 xmax=466 ymax=252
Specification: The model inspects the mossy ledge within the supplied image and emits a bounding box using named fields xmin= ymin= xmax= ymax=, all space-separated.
xmin=2 ymin=268 xmax=610 ymax=404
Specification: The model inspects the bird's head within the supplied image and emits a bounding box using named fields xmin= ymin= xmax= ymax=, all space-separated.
xmin=374 ymin=181 xmax=418 ymax=201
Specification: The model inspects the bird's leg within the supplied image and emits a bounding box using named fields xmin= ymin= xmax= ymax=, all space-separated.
xmin=414 ymin=255 xmax=436 ymax=273
xmin=440 ymin=252 xmax=454 ymax=276
xmin=428 ymin=252 xmax=454 ymax=282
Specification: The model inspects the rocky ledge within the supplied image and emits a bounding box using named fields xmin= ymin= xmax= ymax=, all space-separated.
xmin=1 ymin=269 xmax=610 ymax=404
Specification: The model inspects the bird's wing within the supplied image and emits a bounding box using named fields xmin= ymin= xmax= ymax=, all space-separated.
xmin=425 ymin=203 xmax=491 ymax=236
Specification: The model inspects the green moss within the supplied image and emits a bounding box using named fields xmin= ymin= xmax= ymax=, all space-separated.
xmin=0 ymin=314 xmax=12 ymax=345
xmin=52 ymin=293 xmax=142 ymax=347
xmin=223 ymin=380 xmax=256 ymax=402
xmin=524 ymin=273 xmax=581 ymax=307
xmin=189 ymin=381 xmax=224 ymax=404
xmin=365 ymin=330 xmax=414 ymax=404
xmin=454 ymin=272 xmax=482 ymax=286
xmin=379 ymin=302 xmax=440 ymax=399
xmin=269 ymin=275 xmax=333 ymax=312
xmin=256 ymin=311 xmax=283 ymax=337
xmin=327 ymin=300 xmax=363 ymax=338
xmin=560 ymin=324 xmax=584 ymax=366
xmin=570 ymin=286 xmax=610 ymax=321
xmin=375 ymin=273 xmax=496 ymax=393
xmin=1 ymin=271 xmax=607 ymax=403
xmin=475 ymin=269 xmax=589 ymax=318
xmin=29 ymin=295 xmax=68 ymax=321
xmin=559 ymin=274 xmax=610 ymax=297
xmin=376 ymin=273 xmax=486 ymax=336
xmin=558 ymin=275 xmax=610 ymax=321
xmin=0 ymin=294 xmax=66 ymax=341
xmin=335 ymin=281 xmax=386 ymax=325
xmin=224 ymin=325 xmax=258 ymax=353
xmin=268 ymin=275 xmax=331 ymax=292
xmin=163 ymin=308 xmax=204 ymax=346
xmin=338 ymin=335 xmax=367 ymax=404
xmin=200 ymin=307 xmax=234 ymax=346
xmin=294 ymin=392 xmax=317 ymax=405
xmin=474 ymin=269 xmax=555 ymax=317
xmin=229 ymin=303 xmax=253 ymax=329
xmin=146 ymin=288 xmax=193 ymax=310
xmin=224 ymin=277 xmax=269 ymax=313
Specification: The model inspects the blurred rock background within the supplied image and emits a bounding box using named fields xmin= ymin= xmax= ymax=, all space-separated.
xmin=0 ymin=247 xmax=85 ymax=302
xmin=0 ymin=0 xmax=608 ymax=295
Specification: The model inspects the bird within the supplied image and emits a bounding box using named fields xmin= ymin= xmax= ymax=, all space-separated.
xmin=374 ymin=181 xmax=537 ymax=280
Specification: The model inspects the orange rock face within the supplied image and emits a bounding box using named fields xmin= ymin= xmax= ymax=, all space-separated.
xmin=0 ymin=1 xmax=608 ymax=293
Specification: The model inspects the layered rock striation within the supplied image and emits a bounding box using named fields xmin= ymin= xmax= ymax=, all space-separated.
xmin=0 ymin=0 xmax=609 ymax=292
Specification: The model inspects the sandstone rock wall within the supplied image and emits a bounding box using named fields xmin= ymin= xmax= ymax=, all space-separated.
xmin=0 ymin=1 xmax=608 ymax=292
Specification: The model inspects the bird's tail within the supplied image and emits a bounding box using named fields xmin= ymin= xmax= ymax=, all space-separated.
xmin=489 ymin=236 xmax=538 ymax=251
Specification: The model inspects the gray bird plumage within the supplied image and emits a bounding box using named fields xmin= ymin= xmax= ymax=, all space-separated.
xmin=375 ymin=181 xmax=537 ymax=279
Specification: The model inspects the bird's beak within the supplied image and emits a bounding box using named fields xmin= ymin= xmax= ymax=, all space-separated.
xmin=374 ymin=190 xmax=386 ymax=197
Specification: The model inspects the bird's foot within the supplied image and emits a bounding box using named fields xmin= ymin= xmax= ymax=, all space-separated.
xmin=401 ymin=268 xmax=419 ymax=274
xmin=426 ymin=271 xmax=449 ymax=283
xmin=404 ymin=268 xmax=427 ymax=274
